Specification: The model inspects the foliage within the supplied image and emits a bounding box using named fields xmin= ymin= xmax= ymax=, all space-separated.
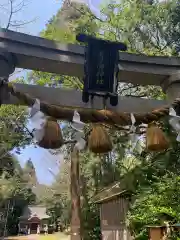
xmin=0 ymin=105 xmax=29 ymax=148
xmin=0 ymin=160 xmax=36 ymax=236
xmin=23 ymin=158 xmax=38 ymax=187
xmin=44 ymin=160 xmax=71 ymax=229
xmin=0 ymin=103 xmax=35 ymax=236
xmin=128 ymin=173 xmax=180 ymax=239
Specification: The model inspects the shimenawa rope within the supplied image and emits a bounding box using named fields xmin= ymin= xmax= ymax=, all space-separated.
xmin=7 ymin=84 xmax=180 ymax=127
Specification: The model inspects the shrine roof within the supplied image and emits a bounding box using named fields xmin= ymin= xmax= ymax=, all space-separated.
xmin=94 ymin=182 xmax=133 ymax=204
xmin=19 ymin=205 xmax=50 ymax=220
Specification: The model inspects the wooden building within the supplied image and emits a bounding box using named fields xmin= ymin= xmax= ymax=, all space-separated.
xmin=18 ymin=205 xmax=51 ymax=234
xmin=94 ymin=182 xmax=133 ymax=240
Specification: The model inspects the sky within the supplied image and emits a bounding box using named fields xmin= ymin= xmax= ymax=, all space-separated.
xmin=0 ymin=0 xmax=103 ymax=185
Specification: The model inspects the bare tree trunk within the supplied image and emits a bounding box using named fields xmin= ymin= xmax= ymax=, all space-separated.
xmin=70 ymin=146 xmax=82 ymax=240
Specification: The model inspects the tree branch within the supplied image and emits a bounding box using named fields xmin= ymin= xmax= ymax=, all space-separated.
xmin=2 ymin=0 xmax=36 ymax=30
xmin=5 ymin=0 xmax=13 ymax=29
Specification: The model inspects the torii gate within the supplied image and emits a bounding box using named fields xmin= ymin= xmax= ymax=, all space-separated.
xmin=1 ymin=28 xmax=180 ymax=109
xmin=1 ymin=28 xmax=180 ymax=240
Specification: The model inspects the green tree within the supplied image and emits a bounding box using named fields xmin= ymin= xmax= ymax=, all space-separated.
xmin=0 ymin=100 xmax=35 ymax=236
xmin=44 ymin=160 xmax=71 ymax=229
xmin=0 ymin=160 xmax=36 ymax=236
xmin=23 ymin=159 xmax=38 ymax=187
xmin=128 ymin=173 xmax=180 ymax=239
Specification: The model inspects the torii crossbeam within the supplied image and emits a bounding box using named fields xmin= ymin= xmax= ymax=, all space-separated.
xmin=0 ymin=28 xmax=180 ymax=112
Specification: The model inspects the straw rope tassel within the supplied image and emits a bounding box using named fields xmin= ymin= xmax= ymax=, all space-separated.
xmin=38 ymin=117 xmax=64 ymax=149
xmin=146 ymin=123 xmax=169 ymax=151
xmin=88 ymin=99 xmax=112 ymax=154
xmin=88 ymin=124 xmax=112 ymax=154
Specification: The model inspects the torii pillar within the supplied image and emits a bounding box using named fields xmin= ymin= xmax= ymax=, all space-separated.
xmin=0 ymin=51 xmax=15 ymax=78
xmin=0 ymin=51 xmax=15 ymax=102
xmin=162 ymin=73 xmax=180 ymax=102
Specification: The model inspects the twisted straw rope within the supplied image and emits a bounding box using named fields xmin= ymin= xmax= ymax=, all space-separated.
xmin=7 ymin=84 xmax=180 ymax=126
